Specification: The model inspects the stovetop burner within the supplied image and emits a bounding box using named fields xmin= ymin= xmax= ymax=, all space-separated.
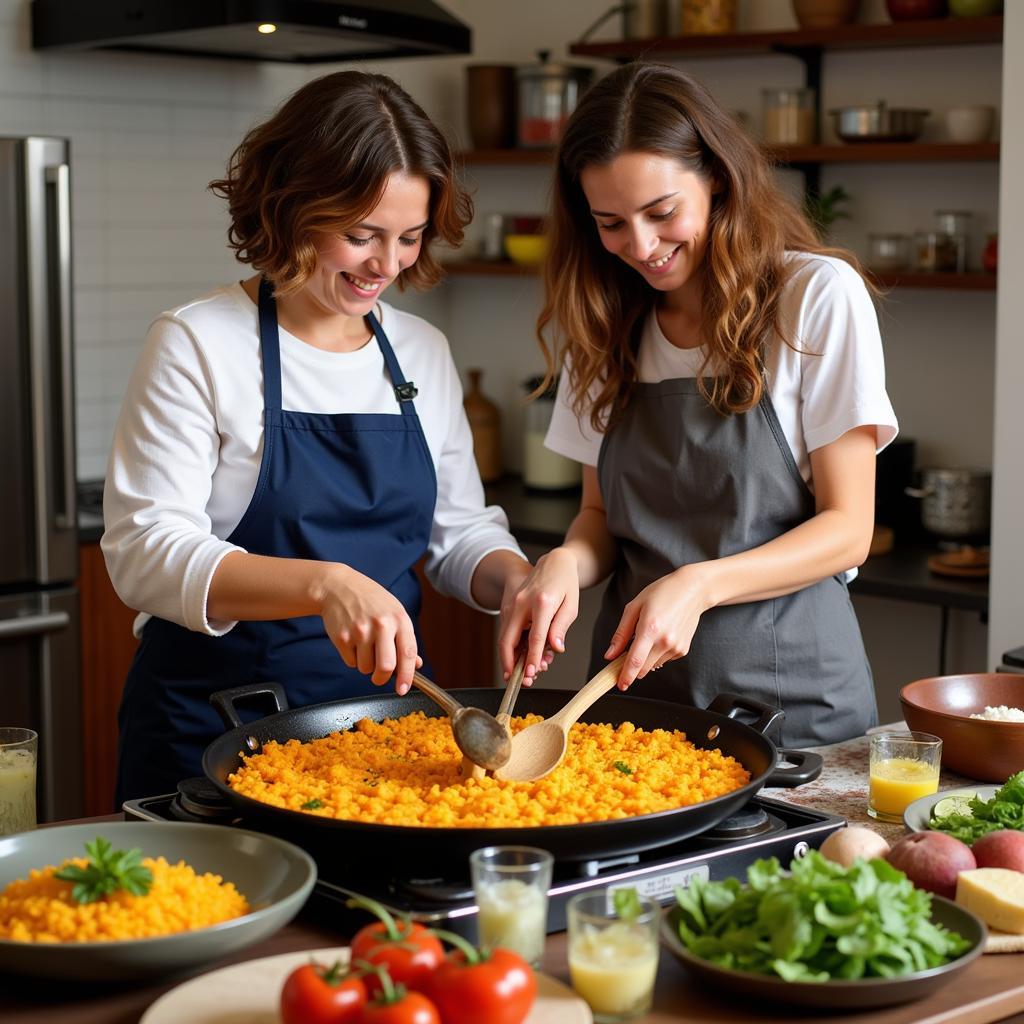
xmin=125 ymin=783 xmax=846 ymax=938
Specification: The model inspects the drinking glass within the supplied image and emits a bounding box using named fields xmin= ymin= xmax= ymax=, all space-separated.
xmin=868 ymin=730 xmax=942 ymax=823
xmin=567 ymin=890 xmax=660 ymax=1022
xmin=470 ymin=845 xmax=553 ymax=967
xmin=0 ymin=728 xmax=38 ymax=836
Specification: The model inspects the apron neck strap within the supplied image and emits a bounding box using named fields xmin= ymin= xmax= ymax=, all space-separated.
xmin=367 ymin=309 xmax=419 ymax=414
xmin=257 ymin=278 xmax=283 ymax=413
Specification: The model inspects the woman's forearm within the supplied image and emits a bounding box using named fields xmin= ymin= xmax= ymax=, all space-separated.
xmin=561 ymin=505 xmax=618 ymax=589
xmin=470 ymin=549 xmax=534 ymax=610
xmin=697 ymin=507 xmax=872 ymax=609
xmin=207 ymin=550 xmax=339 ymax=621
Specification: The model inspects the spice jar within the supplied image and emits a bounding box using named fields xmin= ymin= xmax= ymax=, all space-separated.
xmin=933 ymin=210 xmax=972 ymax=272
xmin=679 ymin=0 xmax=737 ymax=34
xmin=867 ymin=233 xmax=910 ymax=272
xmin=762 ymin=88 xmax=816 ymax=145
xmin=914 ymin=231 xmax=959 ymax=273
xmin=516 ymin=51 xmax=592 ymax=149
xmin=522 ymin=377 xmax=581 ymax=491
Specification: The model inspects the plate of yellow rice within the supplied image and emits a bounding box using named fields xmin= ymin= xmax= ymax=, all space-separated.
xmin=0 ymin=821 xmax=315 ymax=980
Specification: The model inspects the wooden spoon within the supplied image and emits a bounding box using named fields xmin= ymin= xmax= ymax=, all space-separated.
xmin=493 ymin=655 xmax=627 ymax=782
xmin=410 ymin=671 xmax=512 ymax=771
xmin=460 ymin=654 xmax=527 ymax=781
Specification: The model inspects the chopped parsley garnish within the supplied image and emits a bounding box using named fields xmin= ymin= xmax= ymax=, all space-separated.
xmin=301 ymin=798 xmax=324 ymax=810
xmin=614 ymin=761 xmax=633 ymax=775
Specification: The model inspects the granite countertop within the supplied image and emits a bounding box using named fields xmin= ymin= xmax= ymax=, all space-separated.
xmin=765 ymin=723 xmax=974 ymax=845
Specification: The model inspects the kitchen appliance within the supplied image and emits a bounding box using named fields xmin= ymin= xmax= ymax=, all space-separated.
xmin=0 ymin=136 xmax=83 ymax=823
xmin=32 ymin=0 xmax=471 ymax=64
xmin=829 ymin=102 xmax=930 ymax=142
xmin=125 ymin=781 xmax=844 ymax=938
xmin=906 ymin=467 xmax=992 ymax=540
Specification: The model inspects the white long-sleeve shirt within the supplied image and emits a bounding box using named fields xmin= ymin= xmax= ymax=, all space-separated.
xmin=103 ymin=283 xmax=523 ymax=636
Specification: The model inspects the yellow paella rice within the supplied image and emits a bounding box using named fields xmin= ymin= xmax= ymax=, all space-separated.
xmin=227 ymin=712 xmax=750 ymax=827
xmin=0 ymin=857 xmax=249 ymax=943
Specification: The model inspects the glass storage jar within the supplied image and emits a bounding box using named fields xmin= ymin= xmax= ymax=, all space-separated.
xmin=516 ymin=52 xmax=593 ymax=149
xmin=761 ymin=88 xmax=816 ymax=145
xmin=867 ymin=233 xmax=911 ymax=272
xmin=914 ymin=231 xmax=959 ymax=273
xmin=933 ymin=210 xmax=972 ymax=272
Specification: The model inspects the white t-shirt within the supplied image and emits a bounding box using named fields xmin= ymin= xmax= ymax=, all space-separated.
xmin=102 ymin=283 xmax=523 ymax=637
xmin=545 ymin=253 xmax=899 ymax=577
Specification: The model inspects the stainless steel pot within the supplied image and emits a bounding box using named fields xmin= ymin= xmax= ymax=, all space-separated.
xmin=906 ymin=467 xmax=991 ymax=539
xmin=829 ymin=102 xmax=930 ymax=142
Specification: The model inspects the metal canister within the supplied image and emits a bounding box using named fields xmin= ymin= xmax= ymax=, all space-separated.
xmin=906 ymin=467 xmax=992 ymax=539
xmin=515 ymin=52 xmax=593 ymax=149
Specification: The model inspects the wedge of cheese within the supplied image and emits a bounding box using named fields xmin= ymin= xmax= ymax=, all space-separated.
xmin=956 ymin=868 xmax=1024 ymax=934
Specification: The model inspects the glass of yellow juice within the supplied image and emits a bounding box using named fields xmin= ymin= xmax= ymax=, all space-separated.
xmin=0 ymin=728 xmax=37 ymax=837
xmin=868 ymin=730 xmax=942 ymax=823
xmin=567 ymin=890 xmax=660 ymax=1022
xmin=470 ymin=845 xmax=553 ymax=968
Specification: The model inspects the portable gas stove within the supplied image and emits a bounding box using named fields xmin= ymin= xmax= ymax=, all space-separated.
xmin=124 ymin=779 xmax=845 ymax=939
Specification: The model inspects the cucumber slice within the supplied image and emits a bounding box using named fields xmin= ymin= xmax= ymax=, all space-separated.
xmin=932 ymin=794 xmax=977 ymax=820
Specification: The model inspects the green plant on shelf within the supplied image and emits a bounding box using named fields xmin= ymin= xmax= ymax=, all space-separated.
xmin=805 ymin=185 xmax=852 ymax=241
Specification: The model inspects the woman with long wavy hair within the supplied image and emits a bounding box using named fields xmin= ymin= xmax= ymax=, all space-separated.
xmin=498 ymin=63 xmax=898 ymax=747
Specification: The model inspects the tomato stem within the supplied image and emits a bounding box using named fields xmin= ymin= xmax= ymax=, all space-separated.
xmin=346 ymin=895 xmax=402 ymax=941
xmin=432 ymin=927 xmax=485 ymax=965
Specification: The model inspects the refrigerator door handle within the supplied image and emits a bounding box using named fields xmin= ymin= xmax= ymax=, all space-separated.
xmin=0 ymin=610 xmax=70 ymax=641
xmin=45 ymin=163 xmax=76 ymax=532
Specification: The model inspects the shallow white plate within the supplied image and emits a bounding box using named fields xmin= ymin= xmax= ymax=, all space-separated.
xmin=903 ymin=785 xmax=999 ymax=833
xmin=140 ymin=946 xmax=592 ymax=1024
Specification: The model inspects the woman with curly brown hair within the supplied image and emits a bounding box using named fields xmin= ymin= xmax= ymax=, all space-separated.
xmin=498 ymin=64 xmax=898 ymax=747
xmin=104 ymin=72 xmax=534 ymax=801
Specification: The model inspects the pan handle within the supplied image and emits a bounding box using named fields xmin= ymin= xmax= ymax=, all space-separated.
xmin=765 ymin=749 xmax=823 ymax=788
xmin=209 ymin=682 xmax=290 ymax=730
xmin=706 ymin=692 xmax=784 ymax=737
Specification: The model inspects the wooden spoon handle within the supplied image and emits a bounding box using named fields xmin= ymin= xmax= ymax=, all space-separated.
xmin=496 ymin=653 xmax=527 ymax=726
xmin=411 ymin=671 xmax=463 ymax=717
xmin=548 ymin=655 xmax=627 ymax=729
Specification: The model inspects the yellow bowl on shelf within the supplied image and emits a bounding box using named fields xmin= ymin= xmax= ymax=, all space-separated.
xmin=504 ymin=233 xmax=547 ymax=266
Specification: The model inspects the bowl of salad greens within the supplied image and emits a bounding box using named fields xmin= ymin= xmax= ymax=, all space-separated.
xmin=661 ymin=850 xmax=985 ymax=1008
xmin=915 ymin=771 xmax=1024 ymax=844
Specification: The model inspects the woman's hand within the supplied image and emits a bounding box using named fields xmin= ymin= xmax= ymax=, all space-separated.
xmin=497 ymin=547 xmax=581 ymax=683
xmin=316 ymin=564 xmax=421 ymax=694
xmin=604 ymin=563 xmax=715 ymax=690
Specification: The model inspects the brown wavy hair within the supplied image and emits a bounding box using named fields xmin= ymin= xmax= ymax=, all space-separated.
xmin=538 ymin=63 xmax=868 ymax=431
xmin=210 ymin=71 xmax=471 ymax=297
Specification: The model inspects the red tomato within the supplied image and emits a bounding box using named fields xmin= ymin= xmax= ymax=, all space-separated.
xmin=351 ymin=920 xmax=444 ymax=995
xmin=357 ymin=990 xmax=441 ymax=1024
xmin=280 ymin=960 xmax=368 ymax=1024
xmin=425 ymin=948 xmax=536 ymax=1024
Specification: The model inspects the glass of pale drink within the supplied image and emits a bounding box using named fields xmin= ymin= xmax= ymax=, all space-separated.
xmin=0 ymin=728 xmax=37 ymax=836
xmin=567 ymin=890 xmax=660 ymax=1022
xmin=470 ymin=845 xmax=553 ymax=967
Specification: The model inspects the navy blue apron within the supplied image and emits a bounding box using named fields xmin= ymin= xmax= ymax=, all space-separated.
xmin=115 ymin=279 xmax=437 ymax=804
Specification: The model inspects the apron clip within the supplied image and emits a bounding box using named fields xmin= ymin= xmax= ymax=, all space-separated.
xmin=394 ymin=382 xmax=418 ymax=402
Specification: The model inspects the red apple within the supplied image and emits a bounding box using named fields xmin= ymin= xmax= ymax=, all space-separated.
xmin=972 ymin=830 xmax=1024 ymax=872
xmin=885 ymin=832 xmax=977 ymax=899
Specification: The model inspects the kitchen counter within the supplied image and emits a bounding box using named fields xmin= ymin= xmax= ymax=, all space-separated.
xmin=4 ymin=737 xmax=1023 ymax=1024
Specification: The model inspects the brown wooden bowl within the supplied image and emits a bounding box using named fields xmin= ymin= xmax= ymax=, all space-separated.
xmin=900 ymin=674 xmax=1024 ymax=782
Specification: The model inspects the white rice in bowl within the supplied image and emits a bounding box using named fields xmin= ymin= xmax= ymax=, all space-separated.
xmin=969 ymin=705 xmax=1024 ymax=722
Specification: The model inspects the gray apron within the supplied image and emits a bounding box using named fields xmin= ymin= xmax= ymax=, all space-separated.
xmin=590 ymin=376 xmax=876 ymax=748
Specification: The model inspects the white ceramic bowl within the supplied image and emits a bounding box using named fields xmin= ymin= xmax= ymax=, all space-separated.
xmin=945 ymin=105 xmax=996 ymax=144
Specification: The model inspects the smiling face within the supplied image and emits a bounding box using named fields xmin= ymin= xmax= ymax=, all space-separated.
xmin=580 ymin=151 xmax=713 ymax=294
xmin=306 ymin=170 xmax=431 ymax=318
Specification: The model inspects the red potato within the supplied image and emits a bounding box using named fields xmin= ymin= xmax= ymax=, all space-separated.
xmin=972 ymin=830 xmax=1024 ymax=872
xmin=885 ymin=831 xmax=976 ymax=899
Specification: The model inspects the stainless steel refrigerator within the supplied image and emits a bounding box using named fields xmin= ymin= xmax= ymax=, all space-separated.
xmin=0 ymin=136 xmax=83 ymax=822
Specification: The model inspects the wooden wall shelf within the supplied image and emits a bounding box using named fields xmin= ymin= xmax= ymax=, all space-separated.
xmin=569 ymin=15 xmax=1003 ymax=62
xmin=459 ymin=143 xmax=1000 ymax=167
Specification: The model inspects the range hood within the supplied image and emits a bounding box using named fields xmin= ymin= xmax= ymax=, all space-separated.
xmin=31 ymin=1 xmax=471 ymax=63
